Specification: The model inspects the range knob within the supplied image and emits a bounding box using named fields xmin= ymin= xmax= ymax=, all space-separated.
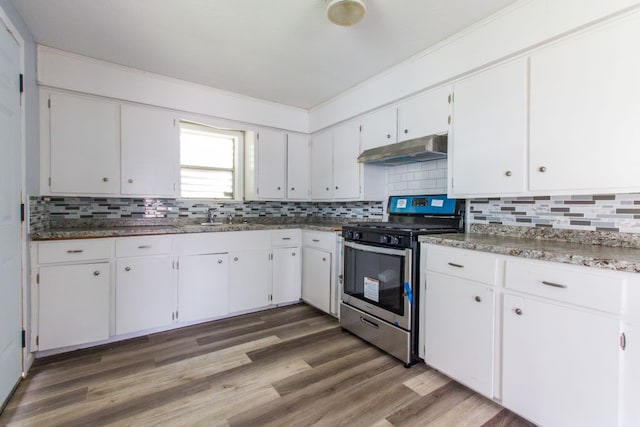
xmin=344 ymin=230 xmax=353 ymax=239
xmin=353 ymin=231 xmax=362 ymax=240
xmin=379 ymin=235 xmax=390 ymax=244
xmin=390 ymin=235 xmax=401 ymax=246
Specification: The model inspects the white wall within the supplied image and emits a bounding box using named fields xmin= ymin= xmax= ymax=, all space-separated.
xmin=37 ymin=46 xmax=309 ymax=134
xmin=309 ymin=0 xmax=640 ymax=132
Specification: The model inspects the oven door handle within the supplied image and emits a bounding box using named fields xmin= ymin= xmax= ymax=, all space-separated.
xmin=360 ymin=316 xmax=380 ymax=329
xmin=343 ymin=241 xmax=409 ymax=257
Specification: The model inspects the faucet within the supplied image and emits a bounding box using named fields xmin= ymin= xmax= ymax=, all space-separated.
xmin=208 ymin=208 xmax=216 ymax=224
xmin=228 ymin=213 xmax=233 ymax=224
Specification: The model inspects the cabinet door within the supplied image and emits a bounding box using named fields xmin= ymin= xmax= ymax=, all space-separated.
xmin=228 ymin=250 xmax=272 ymax=313
xmin=529 ymin=15 xmax=640 ymax=193
xmin=332 ymin=121 xmax=361 ymax=199
xmin=256 ymin=129 xmax=286 ymax=199
xmin=424 ymin=272 xmax=495 ymax=397
xmin=272 ymin=247 xmax=301 ymax=305
xmin=310 ymin=129 xmax=333 ymax=200
xmin=116 ymin=256 xmax=176 ymax=335
xmin=621 ymin=322 xmax=639 ymax=427
xmin=178 ymin=253 xmax=229 ymax=323
xmin=286 ymin=133 xmax=310 ymax=200
xmin=49 ymin=92 xmax=120 ymax=194
xmin=121 ymin=104 xmax=179 ymax=197
xmin=502 ymin=294 xmax=621 ymax=427
xmin=38 ymin=263 xmax=110 ymax=350
xmin=449 ymin=59 xmax=527 ymax=196
xmin=301 ymin=247 xmax=331 ymax=313
xmin=360 ymin=106 xmax=397 ymax=150
xmin=398 ymin=86 xmax=450 ymax=142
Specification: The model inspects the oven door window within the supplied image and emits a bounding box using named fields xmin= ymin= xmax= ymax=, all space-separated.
xmin=344 ymin=245 xmax=405 ymax=316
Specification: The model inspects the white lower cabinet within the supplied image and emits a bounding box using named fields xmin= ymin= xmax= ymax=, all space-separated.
xmin=301 ymin=246 xmax=331 ymax=313
xmin=424 ymin=271 xmax=495 ymax=398
xmin=115 ymin=256 xmax=177 ymax=335
xmin=272 ymin=247 xmax=301 ymax=305
xmin=177 ymin=253 xmax=229 ymax=323
xmin=502 ymin=294 xmax=620 ymax=427
xmin=38 ymin=263 xmax=110 ymax=351
xmin=228 ymin=249 xmax=272 ymax=313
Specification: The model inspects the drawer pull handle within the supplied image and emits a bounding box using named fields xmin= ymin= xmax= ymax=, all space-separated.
xmin=93 ymin=271 xmax=100 ymax=276
xmin=474 ymin=296 xmax=481 ymax=302
xmin=447 ymin=262 xmax=464 ymax=268
xmin=360 ymin=317 xmax=379 ymax=329
xmin=541 ymin=280 xmax=567 ymax=289
xmin=67 ymin=250 xmax=84 ymax=254
xmin=125 ymin=266 xmax=131 ymax=272
xmin=138 ymin=245 xmax=152 ymax=249
xmin=514 ymin=308 xmax=523 ymax=316
xmin=281 ymin=237 xmax=291 ymax=240
xmin=312 ymin=239 xmax=320 ymax=242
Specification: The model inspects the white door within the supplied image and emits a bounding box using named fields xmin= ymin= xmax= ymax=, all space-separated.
xmin=301 ymin=247 xmax=331 ymax=313
xmin=0 ymin=14 xmax=23 ymax=406
xmin=256 ymin=129 xmax=286 ymax=199
xmin=121 ymin=104 xmax=179 ymax=197
xmin=178 ymin=253 xmax=229 ymax=323
xmin=286 ymin=133 xmax=310 ymax=200
xmin=449 ymin=59 xmax=528 ymax=197
xmin=332 ymin=121 xmax=361 ymax=200
xmin=272 ymin=247 xmax=301 ymax=304
xmin=228 ymin=250 xmax=271 ymax=313
xmin=310 ymin=129 xmax=333 ymax=200
xmin=360 ymin=106 xmax=397 ymax=150
xmin=49 ymin=92 xmax=120 ymax=194
xmin=398 ymin=86 xmax=451 ymax=142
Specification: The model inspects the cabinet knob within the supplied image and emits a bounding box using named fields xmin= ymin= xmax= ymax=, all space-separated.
xmin=404 ymin=129 xmax=408 ymax=134
xmin=474 ymin=296 xmax=481 ymax=302
xmin=291 ymin=187 xmax=295 ymax=191
xmin=505 ymin=170 xmax=512 ymax=177
xmin=326 ymin=187 xmax=330 ymax=191
xmin=277 ymin=186 xmax=281 ymax=190
xmin=322 ymin=257 xmax=326 ymax=262
xmin=386 ymin=134 xmax=391 ymax=139
xmin=218 ymin=259 xmax=223 ymax=264
xmin=335 ymin=186 xmax=338 ymax=190
xmin=125 ymin=266 xmax=131 ymax=272
xmin=128 ymin=178 xmax=133 ymax=183
xmin=291 ymin=252 xmax=296 ymax=256
xmin=514 ymin=308 xmax=523 ymax=316
xmin=93 ymin=270 xmax=100 ymax=276
xmin=539 ymin=166 xmax=547 ymax=173
xmin=103 ymin=177 xmax=109 ymax=182
xmin=234 ymin=257 xmax=238 ymax=262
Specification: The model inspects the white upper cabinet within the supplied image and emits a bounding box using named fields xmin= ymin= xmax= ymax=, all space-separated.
xmin=529 ymin=13 xmax=640 ymax=194
xmin=310 ymin=129 xmax=334 ymax=200
xmin=256 ymin=129 xmax=287 ymax=199
xmin=48 ymin=92 xmax=120 ymax=194
xmin=332 ymin=121 xmax=361 ymax=199
xmin=360 ymin=106 xmax=397 ymax=150
xmin=397 ymin=86 xmax=451 ymax=142
xmin=121 ymin=104 xmax=179 ymax=197
xmin=449 ymin=59 xmax=528 ymax=197
xmin=286 ymin=133 xmax=310 ymax=200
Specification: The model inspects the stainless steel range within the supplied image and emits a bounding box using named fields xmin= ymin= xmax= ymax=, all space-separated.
xmin=341 ymin=195 xmax=464 ymax=367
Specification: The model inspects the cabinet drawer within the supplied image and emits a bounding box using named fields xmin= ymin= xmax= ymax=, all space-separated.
xmin=272 ymin=229 xmax=301 ymax=247
xmin=505 ymin=259 xmax=623 ymax=313
xmin=302 ymin=231 xmax=335 ymax=251
xmin=115 ymin=236 xmax=172 ymax=258
xmin=425 ymin=245 xmax=499 ymax=285
xmin=38 ymin=239 xmax=114 ymax=264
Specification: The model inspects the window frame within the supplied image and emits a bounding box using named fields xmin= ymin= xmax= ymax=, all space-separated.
xmin=178 ymin=120 xmax=244 ymax=202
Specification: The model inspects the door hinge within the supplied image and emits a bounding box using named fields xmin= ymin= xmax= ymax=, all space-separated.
xmin=48 ymin=177 xmax=52 ymax=187
xmin=21 ymin=330 xmax=26 ymax=348
xmin=176 ymin=260 xmax=179 ymax=270
xmin=268 ymin=253 xmax=273 ymax=261
xmin=20 ymin=203 xmax=25 ymax=222
xmin=269 ymin=293 xmax=272 ymax=302
xmin=359 ymin=125 xmax=362 ymax=132
xmin=172 ymin=312 xmax=175 ymax=321
xmin=256 ymin=188 xmax=259 ymax=195
xmin=19 ymin=74 xmax=24 ymax=93
xmin=48 ymin=98 xmax=51 ymax=108
xmin=36 ymin=335 xmax=39 ymax=346
xmin=176 ymin=310 xmax=179 ymax=320
xmin=256 ymin=132 xmax=260 ymax=140
xmin=621 ymin=332 xmax=627 ymax=351
xmin=36 ymin=273 xmax=40 ymax=284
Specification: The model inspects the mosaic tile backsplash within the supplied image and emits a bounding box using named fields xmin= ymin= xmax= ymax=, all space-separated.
xmin=29 ymin=196 xmax=384 ymax=232
xmin=469 ymin=194 xmax=640 ymax=233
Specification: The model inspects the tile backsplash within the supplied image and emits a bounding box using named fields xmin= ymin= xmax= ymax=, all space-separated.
xmin=469 ymin=194 xmax=640 ymax=233
xmin=386 ymin=159 xmax=447 ymax=196
xmin=29 ymin=196 xmax=384 ymax=231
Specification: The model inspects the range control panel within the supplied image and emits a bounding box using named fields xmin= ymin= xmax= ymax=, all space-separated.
xmin=387 ymin=195 xmax=459 ymax=215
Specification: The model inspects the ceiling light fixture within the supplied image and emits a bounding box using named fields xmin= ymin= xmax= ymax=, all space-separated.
xmin=326 ymin=0 xmax=366 ymax=26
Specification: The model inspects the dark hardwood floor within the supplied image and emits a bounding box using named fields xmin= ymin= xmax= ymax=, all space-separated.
xmin=0 ymin=304 xmax=533 ymax=426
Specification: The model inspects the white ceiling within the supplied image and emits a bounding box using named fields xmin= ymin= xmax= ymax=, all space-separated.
xmin=12 ymin=0 xmax=518 ymax=109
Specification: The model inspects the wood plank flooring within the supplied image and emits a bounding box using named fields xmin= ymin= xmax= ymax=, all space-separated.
xmin=0 ymin=304 xmax=534 ymax=426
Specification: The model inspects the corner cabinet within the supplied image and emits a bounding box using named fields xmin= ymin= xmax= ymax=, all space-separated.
xmin=448 ymin=59 xmax=528 ymax=197
xmin=46 ymin=91 xmax=121 ymax=194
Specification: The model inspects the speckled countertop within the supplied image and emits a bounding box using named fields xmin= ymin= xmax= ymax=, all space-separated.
xmin=419 ymin=224 xmax=640 ymax=273
xmin=30 ymin=218 xmax=351 ymax=241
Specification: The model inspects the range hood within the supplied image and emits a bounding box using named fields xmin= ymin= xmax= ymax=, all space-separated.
xmin=357 ymin=134 xmax=447 ymax=166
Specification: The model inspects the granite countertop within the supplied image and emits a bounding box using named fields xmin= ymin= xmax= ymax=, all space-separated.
xmin=419 ymin=225 xmax=640 ymax=273
xmin=30 ymin=220 xmax=348 ymax=241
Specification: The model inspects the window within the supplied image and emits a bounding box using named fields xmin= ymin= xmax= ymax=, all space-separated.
xmin=179 ymin=122 xmax=243 ymax=199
